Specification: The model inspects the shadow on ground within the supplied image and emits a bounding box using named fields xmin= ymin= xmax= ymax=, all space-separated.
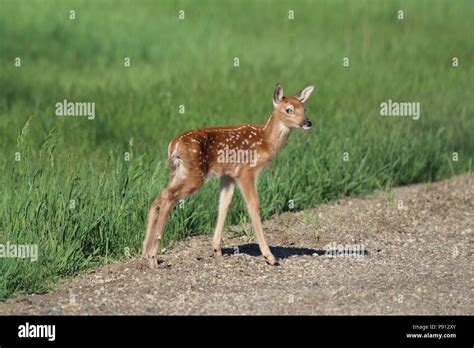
xmin=222 ymin=243 xmax=369 ymax=259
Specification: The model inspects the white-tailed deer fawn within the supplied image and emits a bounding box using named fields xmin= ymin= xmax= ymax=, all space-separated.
xmin=142 ymin=83 xmax=314 ymax=269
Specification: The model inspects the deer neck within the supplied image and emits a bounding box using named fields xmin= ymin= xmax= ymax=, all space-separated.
xmin=263 ymin=112 xmax=291 ymax=156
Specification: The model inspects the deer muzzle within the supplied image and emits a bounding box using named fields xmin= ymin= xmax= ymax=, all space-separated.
xmin=301 ymin=118 xmax=312 ymax=130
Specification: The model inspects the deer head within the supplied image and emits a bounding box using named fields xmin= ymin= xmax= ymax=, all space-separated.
xmin=272 ymin=83 xmax=314 ymax=130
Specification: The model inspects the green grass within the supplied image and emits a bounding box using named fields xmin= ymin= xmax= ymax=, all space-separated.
xmin=0 ymin=0 xmax=472 ymax=301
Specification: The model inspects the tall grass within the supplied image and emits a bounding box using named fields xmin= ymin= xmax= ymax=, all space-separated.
xmin=0 ymin=0 xmax=472 ymax=300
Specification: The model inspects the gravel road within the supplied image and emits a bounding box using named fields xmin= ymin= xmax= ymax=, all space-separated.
xmin=1 ymin=174 xmax=472 ymax=315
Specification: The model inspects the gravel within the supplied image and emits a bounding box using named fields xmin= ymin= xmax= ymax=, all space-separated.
xmin=0 ymin=174 xmax=472 ymax=315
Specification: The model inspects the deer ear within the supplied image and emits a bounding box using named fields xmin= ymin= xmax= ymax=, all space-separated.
xmin=273 ymin=83 xmax=284 ymax=108
xmin=295 ymin=85 xmax=314 ymax=103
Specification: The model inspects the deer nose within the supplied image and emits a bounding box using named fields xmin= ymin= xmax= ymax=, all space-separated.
xmin=302 ymin=119 xmax=312 ymax=129
xmin=300 ymin=119 xmax=313 ymax=129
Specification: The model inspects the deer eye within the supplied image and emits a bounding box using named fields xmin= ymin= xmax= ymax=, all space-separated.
xmin=286 ymin=108 xmax=293 ymax=115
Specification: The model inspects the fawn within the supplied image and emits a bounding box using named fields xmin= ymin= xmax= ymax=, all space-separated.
xmin=142 ymin=83 xmax=314 ymax=269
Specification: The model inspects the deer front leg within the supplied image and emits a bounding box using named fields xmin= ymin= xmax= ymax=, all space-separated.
xmin=237 ymin=175 xmax=278 ymax=265
xmin=212 ymin=176 xmax=235 ymax=257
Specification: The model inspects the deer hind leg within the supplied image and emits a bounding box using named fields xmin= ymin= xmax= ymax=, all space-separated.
xmin=212 ymin=176 xmax=235 ymax=257
xmin=145 ymin=173 xmax=203 ymax=269
xmin=237 ymin=175 xmax=277 ymax=265
xmin=143 ymin=141 xmax=204 ymax=268
xmin=144 ymin=186 xmax=175 ymax=269
xmin=142 ymin=196 xmax=161 ymax=257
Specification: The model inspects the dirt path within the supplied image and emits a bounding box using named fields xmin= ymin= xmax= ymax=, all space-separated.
xmin=1 ymin=175 xmax=472 ymax=315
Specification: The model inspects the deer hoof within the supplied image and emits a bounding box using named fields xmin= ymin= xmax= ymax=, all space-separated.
xmin=265 ymin=255 xmax=279 ymax=266
xmin=148 ymin=256 xmax=159 ymax=270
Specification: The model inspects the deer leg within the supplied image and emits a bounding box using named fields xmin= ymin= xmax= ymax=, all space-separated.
xmin=212 ymin=176 xmax=235 ymax=257
xmin=146 ymin=179 xmax=203 ymax=269
xmin=144 ymin=188 xmax=174 ymax=268
xmin=237 ymin=175 xmax=277 ymax=265
xmin=142 ymin=196 xmax=161 ymax=257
